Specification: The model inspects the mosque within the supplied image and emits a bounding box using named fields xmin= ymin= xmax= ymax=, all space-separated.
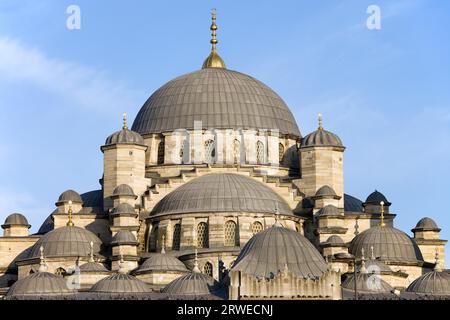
xmin=1 ymin=10 xmax=449 ymax=300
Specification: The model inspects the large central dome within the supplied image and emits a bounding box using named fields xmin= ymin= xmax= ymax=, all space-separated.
xmin=131 ymin=68 xmax=300 ymax=136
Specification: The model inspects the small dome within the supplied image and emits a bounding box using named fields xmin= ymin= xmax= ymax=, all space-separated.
xmin=90 ymin=273 xmax=151 ymax=294
xmin=365 ymin=190 xmax=390 ymax=206
xmin=301 ymin=128 xmax=343 ymax=148
xmin=350 ymin=226 xmax=423 ymax=263
xmin=57 ymin=190 xmax=83 ymax=204
xmin=6 ymin=272 xmax=73 ymax=299
xmin=413 ymin=217 xmax=440 ymax=231
xmin=2 ymin=213 xmax=30 ymax=228
xmin=317 ymin=205 xmax=340 ymax=217
xmin=151 ymin=173 xmax=292 ymax=216
xmin=162 ymin=272 xmax=220 ymax=297
xmin=325 ymin=235 xmax=345 ymax=245
xmin=111 ymin=203 xmax=135 ymax=215
xmin=136 ymin=254 xmax=188 ymax=274
xmin=232 ymin=224 xmax=328 ymax=279
xmin=79 ymin=262 xmax=109 ymax=273
xmin=314 ymin=185 xmax=337 ymax=197
xmin=105 ymin=127 xmax=144 ymax=146
xmin=357 ymin=260 xmax=392 ymax=273
xmin=29 ymin=226 xmax=102 ymax=258
xmin=406 ymin=271 xmax=450 ymax=296
xmin=111 ymin=230 xmax=138 ymax=246
xmin=112 ymin=184 xmax=136 ymax=197
xmin=342 ymin=273 xmax=393 ymax=294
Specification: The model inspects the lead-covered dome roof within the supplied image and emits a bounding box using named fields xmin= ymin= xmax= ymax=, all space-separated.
xmin=28 ymin=226 xmax=102 ymax=258
xmin=136 ymin=254 xmax=188 ymax=274
xmin=6 ymin=272 xmax=73 ymax=299
xmin=2 ymin=213 xmax=30 ymax=228
xmin=162 ymin=272 xmax=220 ymax=297
xmin=131 ymin=68 xmax=300 ymax=136
xmin=406 ymin=270 xmax=450 ymax=296
xmin=151 ymin=173 xmax=292 ymax=216
xmin=90 ymin=274 xmax=151 ymax=294
xmin=232 ymin=224 xmax=328 ymax=279
xmin=350 ymin=226 xmax=423 ymax=263
xmin=413 ymin=217 xmax=440 ymax=231
xmin=342 ymin=273 xmax=394 ymax=294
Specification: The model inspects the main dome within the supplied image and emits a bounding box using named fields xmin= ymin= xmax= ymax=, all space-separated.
xmin=131 ymin=68 xmax=300 ymax=136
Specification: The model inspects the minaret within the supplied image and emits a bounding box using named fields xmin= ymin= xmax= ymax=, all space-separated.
xmin=202 ymin=9 xmax=226 ymax=69
xmin=101 ymin=113 xmax=148 ymax=210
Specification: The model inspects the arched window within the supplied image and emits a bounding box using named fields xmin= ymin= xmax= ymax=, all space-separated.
xmin=149 ymin=225 xmax=159 ymax=252
xmin=233 ymin=139 xmax=240 ymax=164
xmin=252 ymin=221 xmax=263 ymax=235
xmin=55 ymin=267 xmax=66 ymax=276
xmin=203 ymin=262 xmax=213 ymax=277
xmin=204 ymin=139 xmax=216 ymax=164
xmin=157 ymin=141 xmax=165 ymax=165
xmin=172 ymin=223 xmax=181 ymax=251
xmin=224 ymin=220 xmax=239 ymax=246
xmin=278 ymin=143 xmax=285 ymax=163
xmin=196 ymin=222 xmax=209 ymax=248
xmin=256 ymin=141 xmax=264 ymax=164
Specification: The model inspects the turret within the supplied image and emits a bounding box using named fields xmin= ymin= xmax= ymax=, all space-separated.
xmin=111 ymin=230 xmax=139 ymax=272
xmin=1 ymin=213 xmax=30 ymax=237
xmin=101 ymin=113 xmax=149 ymax=209
xmin=299 ymin=114 xmax=345 ymax=208
xmin=412 ymin=217 xmax=447 ymax=269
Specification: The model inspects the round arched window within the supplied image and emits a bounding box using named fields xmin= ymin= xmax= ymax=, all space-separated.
xmin=197 ymin=222 xmax=209 ymax=248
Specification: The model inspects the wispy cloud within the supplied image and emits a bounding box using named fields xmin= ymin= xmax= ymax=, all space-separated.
xmin=0 ymin=36 xmax=142 ymax=113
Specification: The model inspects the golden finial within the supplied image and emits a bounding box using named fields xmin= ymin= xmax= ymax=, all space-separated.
xmin=380 ymin=201 xmax=385 ymax=227
xmin=122 ymin=112 xmax=128 ymax=130
xmin=202 ymin=9 xmax=226 ymax=69
xmin=67 ymin=200 xmax=75 ymax=227
xmin=318 ymin=113 xmax=323 ymax=130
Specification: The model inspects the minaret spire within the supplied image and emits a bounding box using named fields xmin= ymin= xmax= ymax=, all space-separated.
xmin=202 ymin=9 xmax=226 ymax=69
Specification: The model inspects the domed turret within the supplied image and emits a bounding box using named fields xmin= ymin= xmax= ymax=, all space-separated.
xmin=2 ymin=213 xmax=30 ymax=237
xmin=412 ymin=217 xmax=446 ymax=268
xmin=105 ymin=113 xmax=145 ymax=146
xmin=301 ymin=114 xmax=343 ymax=148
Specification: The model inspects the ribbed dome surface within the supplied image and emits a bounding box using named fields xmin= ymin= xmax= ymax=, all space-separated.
xmin=58 ymin=190 xmax=82 ymax=203
xmin=2 ymin=213 xmax=30 ymax=227
xmin=325 ymin=235 xmax=344 ymax=245
xmin=357 ymin=260 xmax=392 ymax=273
xmin=90 ymin=274 xmax=151 ymax=293
xmin=365 ymin=190 xmax=390 ymax=205
xmin=350 ymin=226 xmax=423 ymax=263
xmin=6 ymin=272 xmax=73 ymax=298
xmin=232 ymin=225 xmax=328 ymax=279
xmin=151 ymin=173 xmax=292 ymax=216
xmin=137 ymin=254 xmax=188 ymax=273
xmin=301 ymin=129 xmax=343 ymax=148
xmin=105 ymin=128 xmax=144 ymax=146
xmin=112 ymin=203 xmax=135 ymax=215
xmin=79 ymin=262 xmax=109 ymax=273
xmin=162 ymin=273 xmax=219 ymax=296
xmin=28 ymin=226 xmax=102 ymax=258
xmin=131 ymin=68 xmax=300 ymax=136
xmin=406 ymin=271 xmax=450 ymax=295
xmin=344 ymin=194 xmax=364 ymax=213
xmin=342 ymin=273 xmax=393 ymax=294
xmin=111 ymin=230 xmax=137 ymax=246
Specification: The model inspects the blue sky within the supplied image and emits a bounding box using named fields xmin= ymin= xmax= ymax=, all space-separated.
xmin=0 ymin=1 xmax=449 ymax=263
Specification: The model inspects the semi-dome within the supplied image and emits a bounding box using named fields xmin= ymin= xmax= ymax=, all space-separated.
xmin=350 ymin=226 xmax=423 ymax=263
xmin=111 ymin=230 xmax=138 ymax=246
xmin=136 ymin=254 xmax=188 ymax=274
xmin=131 ymin=68 xmax=300 ymax=137
xmin=28 ymin=226 xmax=102 ymax=259
xmin=162 ymin=272 xmax=220 ymax=297
xmin=151 ymin=173 xmax=292 ymax=216
xmin=342 ymin=273 xmax=394 ymax=294
xmin=406 ymin=270 xmax=450 ymax=296
xmin=413 ymin=217 xmax=440 ymax=231
xmin=317 ymin=205 xmax=340 ymax=217
xmin=6 ymin=272 xmax=73 ymax=299
xmin=90 ymin=273 xmax=151 ymax=294
xmin=57 ymin=190 xmax=82 ymax=204
xmin=232 ymin=224 xmax=328 ymax=279
xmin=2 ymin=213 xmax=30 ymax=228
xmin=112 ymin=184 xmax=136 ymax=197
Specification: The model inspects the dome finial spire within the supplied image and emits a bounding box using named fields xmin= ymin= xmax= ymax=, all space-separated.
xmin=380 ymin=201 xmax=386 ymax=227
xmin=193 ymin=248 xmax=201 ymax=273
xmin=122 ymin=112 xmax=128 ymax=130
xmin=89 ymin=241 xmax=95 ymax=263
xmin=39 ymin=246 xmax=48 ymax=272
xmin=434 ymin=249 xmax=443 ymax=272
xmin=360 ymin=248 xmax=368 ymax=274
xmin=161 ymin=234 xmax=166 ymax=254
xmin=318 ymin=113 xmax=323 ymax=130
xmin=67 ymin=200 xmax=75 ymax=227
xmin=202 ymin=9 xmax=226 ymax=69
